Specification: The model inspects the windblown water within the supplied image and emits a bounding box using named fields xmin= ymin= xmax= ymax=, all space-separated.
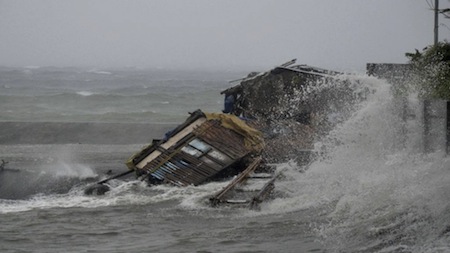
xmin=0 ymin=66 xmax=449 ymax=252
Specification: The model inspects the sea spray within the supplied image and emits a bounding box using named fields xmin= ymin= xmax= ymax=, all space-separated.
xmin=261 ymin=74 xmax=450 ymax=252
xmin=42 ymin=145 xmax=97 ymax=179
xmin=0 ymin=144 xmax=99 ymax=199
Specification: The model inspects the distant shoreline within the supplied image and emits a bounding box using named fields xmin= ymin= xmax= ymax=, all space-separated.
xmin=0 ymin=121 xmax=178 ymax=145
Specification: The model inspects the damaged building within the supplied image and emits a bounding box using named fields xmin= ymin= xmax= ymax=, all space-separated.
xmin=221 ymin=59 xmax=366 ymax=163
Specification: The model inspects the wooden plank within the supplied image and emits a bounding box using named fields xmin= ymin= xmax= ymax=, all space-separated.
xmin=249 ymin=174 xmax=278 ymax=210
xmin=210 ymin=156 xmax=262 ymax=206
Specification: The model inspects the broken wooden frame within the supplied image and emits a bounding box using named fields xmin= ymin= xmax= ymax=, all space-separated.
xmin=126 ymin=110 xmax=265 ymax=187
xmin=209 ymin=156 xmax=278 ymax=209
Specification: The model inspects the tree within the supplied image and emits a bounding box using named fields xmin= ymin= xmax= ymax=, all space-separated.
xmin=406 ymin=42 xmax=450 ymax=99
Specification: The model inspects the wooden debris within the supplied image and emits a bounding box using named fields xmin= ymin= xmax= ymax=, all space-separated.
xmin=210 ymin=157 xmax=278 ymax=209
xmin=126 ymin=110 xmax=266 ymax=187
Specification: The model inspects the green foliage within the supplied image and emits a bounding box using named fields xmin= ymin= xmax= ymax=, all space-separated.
xmin=406 ymin=42 xmax=450 ymax=99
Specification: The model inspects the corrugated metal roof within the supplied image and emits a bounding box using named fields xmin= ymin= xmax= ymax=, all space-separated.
xmin=221 ymin=59 xmax=341 ymax=95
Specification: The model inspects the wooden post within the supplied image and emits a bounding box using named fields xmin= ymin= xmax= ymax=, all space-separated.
xmin=398 ymin=97 xmax=408 ymax=150
xmin=424 ymin=100 xmax=430 ymax=153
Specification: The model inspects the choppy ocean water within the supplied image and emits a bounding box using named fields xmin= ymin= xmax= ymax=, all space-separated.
xmin=0 ymin=66 xmax=240 ymax=123
xmin=0 ymin=67 xmax=449 ymax=252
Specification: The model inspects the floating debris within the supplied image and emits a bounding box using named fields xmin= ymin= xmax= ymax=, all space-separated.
xmin=0 ymin=159 xmax=7 ymax=171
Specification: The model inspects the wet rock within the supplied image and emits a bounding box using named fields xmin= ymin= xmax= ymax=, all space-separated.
xmin=84 ymin=184 xmax=110 ymax=195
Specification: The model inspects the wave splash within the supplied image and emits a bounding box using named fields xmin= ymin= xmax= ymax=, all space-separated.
xmin=0 ymin=178 xmax=231 ymax=215
xmin=261 ymin=74 xmax=450 ymax=252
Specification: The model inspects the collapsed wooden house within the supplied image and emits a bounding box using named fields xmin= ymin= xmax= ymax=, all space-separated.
xmin=124 ymin=109 xmax=277 ymax=208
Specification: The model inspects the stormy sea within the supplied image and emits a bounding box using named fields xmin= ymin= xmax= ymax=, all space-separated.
xmin=0 ymin=66 xmax=449 ymax=253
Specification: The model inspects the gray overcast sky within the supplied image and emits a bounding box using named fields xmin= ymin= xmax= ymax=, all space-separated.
xmin=1 ymin=0 xmax=450 ymax=71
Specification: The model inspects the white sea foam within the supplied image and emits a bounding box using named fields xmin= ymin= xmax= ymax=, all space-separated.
xmin=87 ymin=69 xmax=112 ymax=75
xmin=0 ymin=178 xmax=223 ymax=215
xmin=76 ymin=91 xmax=94 ymax=96
xmin=0 ymin=181 xmax=148 ymax=214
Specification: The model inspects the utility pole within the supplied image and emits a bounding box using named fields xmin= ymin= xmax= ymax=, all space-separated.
xmin=435 ymin=0 xmax=439 ymax=45
xmin=425 ymin=0 xmax=439 ymax=153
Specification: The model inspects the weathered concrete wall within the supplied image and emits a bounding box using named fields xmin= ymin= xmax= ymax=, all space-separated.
xmin=366 ymin=63 xmax=448 ymax=153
